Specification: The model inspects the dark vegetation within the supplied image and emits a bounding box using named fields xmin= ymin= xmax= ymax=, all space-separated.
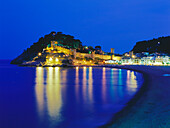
xmin=11 ymin=32 xmax=82 ymax=64
xmin=132 ymin=36 xmax=170 ymax=54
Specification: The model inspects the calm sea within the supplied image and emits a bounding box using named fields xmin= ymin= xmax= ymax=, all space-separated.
xmin=0 ymin=60 xmax=143 ymax=128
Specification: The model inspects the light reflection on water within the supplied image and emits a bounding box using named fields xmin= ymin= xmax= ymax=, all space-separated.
xmin=102 ymin=67 xmax=106 ymax=102
xmin=35 ymin=67 xmax=44 ymax=117
xmin=75 ymin=67 xmax=79 ymax=101
xmin=46 ymin=67 xmax=62 ymax=122
xmin=35 ymin=67 xmax=143 ymax=128
xmin=126 ymin=70 xmax=138 ymax=90
xmin=88 ymin=67 xmax=93 ymax=103
xmin=36 ymin=67 xmax=63 ymax=125
xmin=83 ymin=66 xmax=87 ymax=102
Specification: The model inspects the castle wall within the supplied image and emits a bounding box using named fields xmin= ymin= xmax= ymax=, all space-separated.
xmin=47 ymin=46 xmax=121 ymax=61
xmin=94 ymin=54 xmax=111 ymax=60
xmin=112 ymin=56 xmax=122 ymax=61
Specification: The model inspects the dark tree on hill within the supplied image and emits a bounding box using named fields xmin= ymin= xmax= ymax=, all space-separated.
xmin=132 ymin=36 xmax=170 ymax=54
xmin=95 ymin=46 xmax=101 ymax=49
xmin=88 ymin=46 xmax=94 ymax=51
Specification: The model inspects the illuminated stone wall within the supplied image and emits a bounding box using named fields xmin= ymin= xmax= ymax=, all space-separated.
xmin=56 ymin=46 xmax=73 ymax=55
xmin=94 ymin=54 xmax=111 ymax=60
xmin=112 ymin=56 xmax=122 ymax=61
xmin=46 ymin=45 xmax=122 ymax=61
xmin=75 ymin=52 xmax=92 ymax=58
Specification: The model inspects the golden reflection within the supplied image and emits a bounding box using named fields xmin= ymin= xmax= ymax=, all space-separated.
xmin=126 ymin=71 xmax=138 ymax=89
xmin=61 ymin=70 xmax=67 ymax=84
xmin=126 ymin=70 xmax=130 ymax=85
xmin=88 ymin=67 xmax=93 ymax=102
xmin=112 ymin=68 xmax=118 ymax=71
xmin=46 ymin=67 xmax=62 ymax=121
xmin=75 ymin=67 xmax=79 ymax=100
xmin=130 ymin=71 xmax=137 ymax=88
xmin=111 ymin=68 xmax=118 ymax=85
xmin=35 ymin=67 xmax=44 ymax=117
xmin=127 ymin=70 xmax=130 ymax=79
xmin=61 ymin=69 xmax=67 ymax=96
xmin=102 ymin=67 xmax=106 ymax=102
xmin=83 ymin=66 xmax=87 ymax=101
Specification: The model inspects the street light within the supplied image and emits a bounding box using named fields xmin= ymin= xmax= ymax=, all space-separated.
xmin=49 ymin=57 xmax=53 ymax=61
xmin=55 ymin=58 xmax=59 ymax=62
xmin=38 ymin=53 xmax=42 ymax=56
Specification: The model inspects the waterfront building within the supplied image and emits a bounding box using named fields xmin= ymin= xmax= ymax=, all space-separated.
xmin=120 ymin=55 xmax=170 ymax=66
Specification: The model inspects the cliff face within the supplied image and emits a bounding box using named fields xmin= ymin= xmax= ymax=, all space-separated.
xmin=11 ymin=32 xmax=82 ymax=64
xmin=132 ymin=36 xmax=170 ymax=54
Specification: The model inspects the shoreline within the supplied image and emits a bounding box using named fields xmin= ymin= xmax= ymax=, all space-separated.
xmin=100 ymin=65 xmax=170 ymax=128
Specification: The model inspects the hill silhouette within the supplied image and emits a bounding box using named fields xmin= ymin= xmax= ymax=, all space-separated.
xmin=11 ymin=32 xmax=82 ymax=64
xmin=132 ymin=36 xmax=170 ymax=54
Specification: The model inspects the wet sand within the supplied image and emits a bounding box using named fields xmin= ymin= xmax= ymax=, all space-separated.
xmin=101 ymin=65 xmax=170 ymax=128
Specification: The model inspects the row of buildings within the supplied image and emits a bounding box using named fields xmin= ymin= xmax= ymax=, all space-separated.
xmin=105 ymin=52 xmax=170 ymax=66
xmin=35 ymin=41 xmax=170 ymax=66
xmin=36 ymin=41 xmax=122 ymax=66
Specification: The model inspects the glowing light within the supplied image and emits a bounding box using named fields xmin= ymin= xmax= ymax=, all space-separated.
xmin=49 ymin=57 xmax=53 ymax=61
xmin=163 ymin=74 xmax=170 ymax=76
xmin=55 ymin=67 xmax=60 ymax=70
xmin=132 ymin=55 xmax=135 ymax=58
xmin=55 ymin=58 xmax=59 ymax=62
xmin=38 ymin=53 xmax=42 ymax=56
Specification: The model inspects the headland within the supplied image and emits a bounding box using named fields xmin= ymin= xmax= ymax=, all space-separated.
xmin=11 ymin=32 xmax=170 ymax=67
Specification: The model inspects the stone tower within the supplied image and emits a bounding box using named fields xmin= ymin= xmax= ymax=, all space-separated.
xmin=111 ymin=48 xmax=114 ymax=54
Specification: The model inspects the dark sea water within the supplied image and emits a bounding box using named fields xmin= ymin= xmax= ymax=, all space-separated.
xmin=0 ymin=60 xmax=144 ymax=128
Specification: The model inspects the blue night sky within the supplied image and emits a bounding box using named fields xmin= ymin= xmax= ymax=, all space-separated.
xmin=0 ymin=0 xmax=170 ymax=59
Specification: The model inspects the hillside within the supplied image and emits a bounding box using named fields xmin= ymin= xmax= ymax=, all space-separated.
xmin=11 ymin=32 xmax=82 ymax=64
xmin=132 ymin=36 xmax=170 ymax=54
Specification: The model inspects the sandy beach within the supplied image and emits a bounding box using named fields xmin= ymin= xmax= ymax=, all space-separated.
xmin=101 ymin=65 xmax=170 ymax=128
